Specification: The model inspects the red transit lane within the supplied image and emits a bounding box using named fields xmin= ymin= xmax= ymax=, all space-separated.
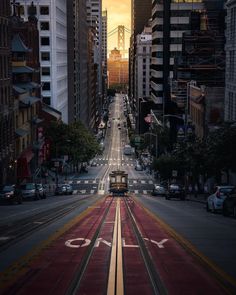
xmin=0 ymin=195 xmax=235 ymax=295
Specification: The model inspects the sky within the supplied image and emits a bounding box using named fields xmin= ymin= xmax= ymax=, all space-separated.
xmin=103 ymin=0 xmax=131 ymax=53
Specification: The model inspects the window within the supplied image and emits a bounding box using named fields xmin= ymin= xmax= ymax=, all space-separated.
xmin=43 ymin=96 xmax=51 ymax=105
xmin=42 ymin=82 xmax=50 ymax=91
xmin=143 ymin=47 xmax=146 ymax=53
xmin=41 ymin=52 xmax=50 ymax=61
xmin=41 ymin=37 xmax=50 ymax=46
xmin=40 ymin=6 xmax=49 ymax=15
xmin=41 ymin=67 xmax=50 ymax=76
xmin=40 ymin=22 xmax=49 ymax=31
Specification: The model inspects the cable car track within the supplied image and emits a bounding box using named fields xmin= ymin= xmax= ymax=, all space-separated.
xmin=0 ymin=195 xmax=98 ymax=252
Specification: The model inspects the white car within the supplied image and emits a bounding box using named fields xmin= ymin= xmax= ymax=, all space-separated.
xmin=206 ymin=186 xmax=235 ymax=212
xmin=135 ymin=163 xmax=143 ymax=171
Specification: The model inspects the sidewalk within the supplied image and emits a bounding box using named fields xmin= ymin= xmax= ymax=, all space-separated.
xmin=187 ymin=193 xmax=207 ymax=204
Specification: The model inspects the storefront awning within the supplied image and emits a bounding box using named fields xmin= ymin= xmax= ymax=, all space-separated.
xmin=15 ymin=82 xmax=40 ymax=90
xmin=15 ymin=128 xmax=29 ymax=137
xmin=12 ymin=66 xmax=35 ymax=74
xmin=13 ymin=85 xmax=27 ymax=94
xmin=20 ymin=96 xmax=41 ymax=106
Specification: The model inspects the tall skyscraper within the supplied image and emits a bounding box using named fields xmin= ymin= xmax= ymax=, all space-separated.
xmin=225 ymin=0 xmax=236 ymax=122
xmin=102 ymin=10 xmax=108 ymax=97
xmin=19 ymin=0 xmax=68 ymax=123
xmin=0 ymin=0 xmax=15 ymax=185
xmin=67 ymin=0 xmax=89 ymax=126
xmin=151 ymin=0 xmax=204 ymax=107
xmin=129 ymin=0 xmax=152 ymax=105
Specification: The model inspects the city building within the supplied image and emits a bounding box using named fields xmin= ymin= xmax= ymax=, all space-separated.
xmin=87 ymin=0 xmax=103 ymax=109
xmin=11 ymin=3 xmax=42 ymax=181
xmin=67 ymin=0 xmax=89 ymax=126
xmin=129 ymin=0 xmax=152 ymax=107
xmin=0 ymin=0 xmax=16 ymax=185
xmin=134 ymin=24 xmax=152 ymax=131
xmin=88 ymin=26 xmax=99 ymax=131
xmin=151 ymin=0 xmax=204 ymax=108
xmin=107 ymin=48 xmax=129 ymax=90
xmin=225 ymin=0 xmax=236 ymax=122
xmin=19 ymin=0 xmax=68 ymax=123
xmin=102 ymin=10 xmax=108 ymax=100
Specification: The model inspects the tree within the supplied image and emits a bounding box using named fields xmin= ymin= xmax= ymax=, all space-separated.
xmin=45 ymin=121 xmax=100 ymax=167
xmin=152 ymin=154 xmax=178 ymax=180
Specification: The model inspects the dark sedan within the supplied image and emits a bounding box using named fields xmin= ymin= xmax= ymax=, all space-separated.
xmin=166 ymin=184 xmax=186 ymax=200
xmin=0 ymin=185 xmax=22 ymax=204
xmin=223 ymin=193 xmax=236 ymax=217
xmin=55 ymin=184 xmax=73 ymax=195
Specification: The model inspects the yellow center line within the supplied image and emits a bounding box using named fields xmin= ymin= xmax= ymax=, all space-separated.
xmin=107 ymin=199 xmax=124 ymax=295
xmin=117 ymin=199 xmax=124 ymax=295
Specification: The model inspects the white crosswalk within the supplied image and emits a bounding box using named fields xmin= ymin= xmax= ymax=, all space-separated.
xmin=71 ymin=189 xmax=152 ymax=195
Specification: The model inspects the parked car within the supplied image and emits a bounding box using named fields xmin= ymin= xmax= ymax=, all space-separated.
xmin=36 ymin=183 xmax=47 ymax=199
xmin=134 ymin=163 xmax=143 ymax=171
xmin=166 ymin=184 xmax=186 ymax=200
xmin=20 ymin=183 xmax=41 ymax=200
xmin=206 ymin=186 xmax=235 ymax=213
xmin=0 ymin=185 xmax=22 ymax=204
xmin=55 ymin=184 xmax=73 ymax=195
xmin=223 ymin=193 xmax=236 ymax=217
xmin=90 ymin=161 xmax=97 ymax=167
xmin=152 ymin=184 xmax=167 ymax=197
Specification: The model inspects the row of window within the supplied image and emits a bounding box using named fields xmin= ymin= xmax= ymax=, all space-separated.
xmin=0 ymin=21 xmax=8 ymax=48
xmin=0 ymin=85 xmax=11 ymax=107
xmin=0 ymin=54 xmax=10 ymax=79
xmin=227 ymin=91 xmax=236 ymax=121
xmin=20 ymin=5 xmax=49 ymax=16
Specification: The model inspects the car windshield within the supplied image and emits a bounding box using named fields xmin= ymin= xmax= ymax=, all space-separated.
xmin=1 ymin=186 xmax=13 ymax=192
xmin=20 ymin=184 xmax=35 ymax=190
xmin=220 ymin=187 xmax=235 ymax=194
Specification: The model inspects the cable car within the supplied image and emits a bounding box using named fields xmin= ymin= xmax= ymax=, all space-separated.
xmin=109 ymin=170 xmax=128 ymax=196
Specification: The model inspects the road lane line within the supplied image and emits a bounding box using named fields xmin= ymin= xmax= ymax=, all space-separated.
xmin=117 ymin=199 xmax=124 ymax=295
xmin=107 ymin=199 xmax=118 ymax=295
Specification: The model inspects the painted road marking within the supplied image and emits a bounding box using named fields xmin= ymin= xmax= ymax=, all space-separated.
xmin=134 ymin=190 xmax=139 ymax=194
xmin=141 ymin=180 xmax=146 ymax=184
xmin=133 ymin=180 xmax=137 ymax=184
xmin=0 ymin=237 xmax=11 ymax=241
xmin=84 ymin=180 xmax=89 ymax=184
xmin=92 ymin=180 xmax=96 ymax=183
xmin=143 ymin=190 xmax=147 ymax=195
xmin=148 ymin=180 xmax=153 ymax=184
xmin=80 ymin=190 xmax=86 ymax=194
xmin=98 ymin=190 xmax=105 ymax=195
xmin=65 ymin=237 xmax=168 ymax=249
xmin=77 ymin=180 xmax=81 ymax=184
xmin=73 ymin=190 xmax=78 ymax=194
xmin=90 ymin=190 xmax=95 ymax=194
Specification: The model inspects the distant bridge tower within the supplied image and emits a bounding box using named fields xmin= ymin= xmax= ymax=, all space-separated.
xmin=118 ymin=25 xmax=125 ymax=51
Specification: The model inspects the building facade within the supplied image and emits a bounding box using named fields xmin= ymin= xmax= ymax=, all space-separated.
xmin=129 ymin=0 xmax=152 ymax=102
xmin=151 ymin=0 xmax=204 ymax=107
xmin=0 ymin=0 xmax=16 ymax=185
xmin=108 ymin=48 xmax=129 ymax=89
xmin=67 ymin=0 xmax=89 ymax=126
xmin=102 ymin=10 xmax=107 ymax=98
xmin=19 ymin=0 xmax=68 ymax=123
xmin=225 ymin=0 xmax=236 ymax=122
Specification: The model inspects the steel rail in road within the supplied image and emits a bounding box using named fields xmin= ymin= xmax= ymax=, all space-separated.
xmin=0 ymin=195 xmax=95 ymax=252
xmin=124 ymin=196 xmax=168 ymax=295
xmin=65 ymin=196 xmax=114 ymax=295
xmin=107 ymin=198 xmax=124 ymax=295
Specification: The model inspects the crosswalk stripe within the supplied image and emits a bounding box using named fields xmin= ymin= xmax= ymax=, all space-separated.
xmin=141 ymin=180 xmax=146 ymax=184
xmin=134 ymin=190 xmax=139 ymax=194
xmin=77 ymin=180 xmax=81 ymax=184
xmin=90 ymin=190 xmax=95 ymax=194
xmin=84 ymin=180 xmax=88 ymax=184
xmin=68 ymin=181 xmax=73 ymax=184
xmin=73 ymin=190 xmax=78 ymax=194
xmin=143 ymin=190 xmax=147 ymax=194
xmin=92 ymin=180 xmax=96 ymax=183
xmin=80 ymin=190 xmax=86 ymax=194
xmin=133 ymin=180 xmax=137 ymax=184
xmin=148 ymin=180 xmax=153 ymax=184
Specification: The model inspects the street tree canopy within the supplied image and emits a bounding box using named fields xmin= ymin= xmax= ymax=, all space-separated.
xmin=45 ymin=121 xmax=100 ymax=164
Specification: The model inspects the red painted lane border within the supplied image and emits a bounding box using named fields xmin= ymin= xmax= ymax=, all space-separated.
xmin=0 ymin=196 xmax=111 ymax=295
xmin=77 ymin=199 xmax=117 ymax=295
xmin=121 ymin=199 xmax=153 ymax=295
xmin=131 ymin=197 xmax=236 ymax=294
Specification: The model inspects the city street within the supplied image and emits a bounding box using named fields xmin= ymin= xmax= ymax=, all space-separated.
xmin=0 ymin=94 xmax=236 ymax=294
